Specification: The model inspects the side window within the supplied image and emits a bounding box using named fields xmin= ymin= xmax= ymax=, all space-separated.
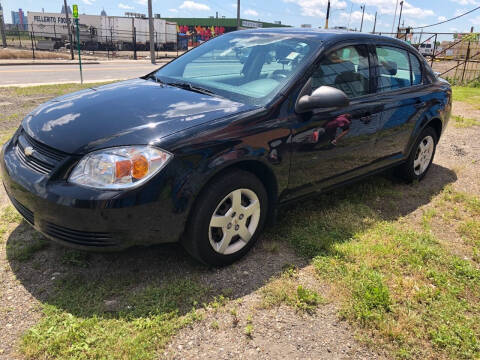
xmin=311 ymin=45 xmax=370 ymax=98
xmin=376 ymin=46 xmax=411 ymax=92
xmin=409 ymin=53 xmax=422 ymax=85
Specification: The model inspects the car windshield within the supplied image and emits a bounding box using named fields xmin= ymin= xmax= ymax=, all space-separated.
xmin=153 ymin=32 xmax=319 ymax=106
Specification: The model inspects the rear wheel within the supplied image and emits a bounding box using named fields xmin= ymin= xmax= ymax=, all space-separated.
xmin=396 ymin=126 xmax=438 ymax=182
xmin=183 ymin=169 xmax=268 ymax=266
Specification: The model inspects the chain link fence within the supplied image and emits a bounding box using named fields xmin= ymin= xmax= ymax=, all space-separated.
xmin=3 ymin=24 xmax=193 ymax=60
xmin=373 ymin=30 xmax=480 ymax=85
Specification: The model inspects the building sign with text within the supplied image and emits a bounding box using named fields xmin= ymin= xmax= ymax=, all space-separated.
xmin=241 ymin=20 xmax=262 ymax=28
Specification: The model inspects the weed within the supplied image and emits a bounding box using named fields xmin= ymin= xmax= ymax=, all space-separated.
xmin=1 ymin=206 xmax=23 ymax=224
xmin=452 ymin=115 xmax=480 ymax=128
xmin=210 ymin=320 xmax=219 ymax=330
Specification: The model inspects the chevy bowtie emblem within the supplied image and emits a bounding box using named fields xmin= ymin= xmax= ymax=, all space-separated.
xmin=24 ymin=146 xmax=34 ymax=156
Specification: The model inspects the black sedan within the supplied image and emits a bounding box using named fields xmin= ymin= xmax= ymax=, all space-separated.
xmin=1 ymin=28 xmax=451 ymax=266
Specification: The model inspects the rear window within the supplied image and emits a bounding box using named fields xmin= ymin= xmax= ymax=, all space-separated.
xmin=376 ymin=46 xmax=411 ymax=92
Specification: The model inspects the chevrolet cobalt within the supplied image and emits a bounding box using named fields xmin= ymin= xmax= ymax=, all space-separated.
xmin=1 ymin=29 xmax=451 ymax=266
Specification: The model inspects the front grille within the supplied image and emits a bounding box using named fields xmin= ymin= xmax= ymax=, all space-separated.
xmin=43 ymin=222 xmax=116 ymax=247
xmin=8 ymin=195 xmax=34 ymax=225
xmin=15 ymin=130 xmax=68 ymax=175
xmin=15 ymin=145 xmax=52 ymax=175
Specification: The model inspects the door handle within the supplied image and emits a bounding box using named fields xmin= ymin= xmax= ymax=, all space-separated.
xmin=360 ymin=115 xmax=372 ymax=124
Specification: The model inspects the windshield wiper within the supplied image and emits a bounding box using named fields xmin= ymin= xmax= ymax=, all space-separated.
xmin=166 ymin=81 xmax=216 ymax=96
xmin=146 ymin=74 xmax=164 ymax=84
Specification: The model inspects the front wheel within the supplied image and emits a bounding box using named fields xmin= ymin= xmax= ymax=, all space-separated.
xmin=182 ymin=170 xmax=268 ymax=266
xmin=396 ymin=127 xmax=438 ymax=182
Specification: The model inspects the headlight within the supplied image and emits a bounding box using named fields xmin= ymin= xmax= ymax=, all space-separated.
xmin=69 ymin=146 xmax=172 ymax=190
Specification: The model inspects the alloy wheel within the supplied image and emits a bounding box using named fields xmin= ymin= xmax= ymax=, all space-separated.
xmin=413 ymin=135 xmax=434 ymax=176
xmin=208 ymin=188 xmax=261 ymax=255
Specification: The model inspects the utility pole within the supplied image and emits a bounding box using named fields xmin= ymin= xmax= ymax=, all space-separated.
xmin=372 ymin=11 xmax=377 ymax=33
xmin=397 ymin=1 xmax=404 ymax=36
xmin=0 ymin=1 xmax=7 ymax=48
xmin=359 ymin=5 xmax=365 ymax=32
xmin=63 ymin=0 xmax=74 ymax=60
xmin=391 ymin=0 xmax=399 ymax=35
xmin=325 ymin=0 xmax=331 ymax=29
xmin=148 ymin=0 xmax=155 ymax=64
xmin=236 ymin=0 xmax=240 ymax=30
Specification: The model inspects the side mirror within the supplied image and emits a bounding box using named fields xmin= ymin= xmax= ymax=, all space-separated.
xmin=296 ymin=86 xmax=349 ymax=113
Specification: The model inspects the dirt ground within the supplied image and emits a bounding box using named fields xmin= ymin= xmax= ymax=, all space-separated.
xmin=0 ymin=90 xmax=478 ymax=359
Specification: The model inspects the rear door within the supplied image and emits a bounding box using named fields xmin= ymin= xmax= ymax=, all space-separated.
xmin=288 ymin=43 xmax=383 ymax=196
xmin=373 ymin=45 xmax=428 ymax=161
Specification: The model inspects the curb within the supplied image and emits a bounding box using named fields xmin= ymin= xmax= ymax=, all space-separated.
xmin=0 ymin=61 xmax=101 ymax=66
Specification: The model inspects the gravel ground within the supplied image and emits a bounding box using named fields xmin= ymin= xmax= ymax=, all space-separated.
xmin=0 ymin=94 xmax=478 ymax=359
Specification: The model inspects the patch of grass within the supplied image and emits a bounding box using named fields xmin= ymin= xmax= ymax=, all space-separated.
xmin=0 ymin=128 xmax=16 ymax=145
xmin=0 ymin=48 xmax=70 ymax=60
xmin=452 ymin=86 xmax=480 ymax=108
xmin=295 ymin=285 xmax=322 ymax=313
xmin=244 ymin=316 xmax=254 ymax=339
xmin=312 ymin=223 xmax=480 ymax=359
xmin=6 ymin=235 xmax=49 ymax=261
xmin=210 ymin=320 xmax=219 ymax=329
xmin=21 ymin=275 xmax=209 ymax=360
xmin=261 ymin=267 xmax=325 ymax=313
xmin=1 ymin=205 xmax=23 ymax=224
xmin=11 ymin=81 xmax=115 ymax=97
xmin=271 ymin=175 xmax=480 ymax=359
xmin=60 ymin=250 xmax=90 ymax=267
xmin=452 ymin=115 xmax=480 ymax=128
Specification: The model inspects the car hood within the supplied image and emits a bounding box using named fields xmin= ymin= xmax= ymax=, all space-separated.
xmin=22 ymin=78 xmax=255 ymax=154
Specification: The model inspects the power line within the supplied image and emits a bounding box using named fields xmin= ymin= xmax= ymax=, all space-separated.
xmin=410 ymin=5 xmax=480 ymax=30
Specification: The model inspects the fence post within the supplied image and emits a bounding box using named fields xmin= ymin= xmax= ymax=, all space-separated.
xmin=18 ymin=25 xmax=22 ymax=48
xmin=431 ymin=33 xmax=438 ymax=67
xmin=462 ymin=27 xmax=474 ymax=84
xmin=133 ymin=27 xmax=137 ymax=60
xmin=30 ymin=31 xmax=35 ymax=59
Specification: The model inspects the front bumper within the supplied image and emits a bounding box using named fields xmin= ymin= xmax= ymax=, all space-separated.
xmin=1 ymin=136 xmax=185 ymax=251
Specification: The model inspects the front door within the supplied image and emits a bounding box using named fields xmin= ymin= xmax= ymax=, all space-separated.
xmin=288 ymin=44 xmax=382 ymax=197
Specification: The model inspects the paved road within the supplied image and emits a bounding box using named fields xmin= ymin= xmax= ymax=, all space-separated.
xmin=0 ymin=62 xmax=164 ymax=86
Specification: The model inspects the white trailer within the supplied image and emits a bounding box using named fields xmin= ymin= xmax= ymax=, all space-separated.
xmin=27 ymin=12 xmax=177 ymax=50
xmin=27 ymin=12 xmax=101 ymax=42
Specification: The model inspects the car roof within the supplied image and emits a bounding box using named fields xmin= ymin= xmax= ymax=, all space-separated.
xmin=238 ymin=27 xmax=413 ymax=49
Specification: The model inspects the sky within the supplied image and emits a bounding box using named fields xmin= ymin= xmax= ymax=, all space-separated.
xmin=3 ymin=0 xmax=480 ymax=34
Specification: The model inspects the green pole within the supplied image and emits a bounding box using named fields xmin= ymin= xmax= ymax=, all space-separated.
xmin=75 ymin=18 xmax=83 ymax=84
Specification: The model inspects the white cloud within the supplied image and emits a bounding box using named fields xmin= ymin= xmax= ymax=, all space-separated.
xmin=438 ymin=16 xmax=447 ymax=21
xmin=244 ymin=9 xmax=259 ymax=17
xmin=284 ymin=0 xmax=346 ymax=17
xmin=82 ymin=0 xmax=94 ymax=5
xmin=179 ymin=1 xmax=211 ymax=11
xmin=169 ymin=8 xmax=179 ymax=13
xmin=340 ymin=10 xmax=375 ymax=22
xmin=348 ymin=0 xmax=434 ymax=19
xmin=135 ymin=0 xmax=147 ymax=5
xmin=118 ymin=3 xmax=134 ymax=9
xmin=450 ymin=0 xmax=479 ymax=5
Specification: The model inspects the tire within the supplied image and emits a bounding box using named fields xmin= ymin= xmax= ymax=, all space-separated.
xmin=396 ymin=126 xmax=438 ymax=182
xmin=182 ymin=169 xmax=268 ymax=266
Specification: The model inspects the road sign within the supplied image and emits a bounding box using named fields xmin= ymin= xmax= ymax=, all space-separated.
xmin=72 ymin=4 xmax=78 ymax=19
xmin=74 ymin=17 xmax=83 ymax=83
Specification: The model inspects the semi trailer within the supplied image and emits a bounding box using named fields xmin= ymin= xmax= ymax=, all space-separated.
xmin=27 ymin=12 xmax=178 ymax=50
